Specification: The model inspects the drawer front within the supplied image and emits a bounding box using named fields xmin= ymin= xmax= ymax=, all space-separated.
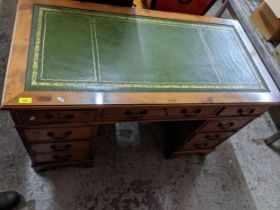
xmin=217 ymin=106 xmax=268 ymax=117
xmin=166 ymin=106 xmax=217 ymax=118
xmin=200 ymin=119 xmax=250 ymax=132
xmin=101 ymin=108 xmax=166 ymax=121
xmin=172 ymin=149 xmax=214 ymax=157
xmin=34 ymin=151 xmax=89 ymax=163
xmin=182 ymin=131 xmax=235 ymax=150
xmin=22 ymin=126 xmax=95 ymax=142
xmin=30 ymin=141 xmax=90 ymax=153
xmin=16 ymin=110 xmax=98 ymax=124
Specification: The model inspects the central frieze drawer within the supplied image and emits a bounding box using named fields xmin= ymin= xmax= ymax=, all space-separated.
xmin=101 ymin=108 xmax=166 ymax=121
xmin=30 ymin=141 xmax=90 ymax=153
xmin=15 ymin=110 xmax=98 ymax=124
xmin=166 ymin=106 xmax=218 ymax=118
xmin=22 ymin=126 xmax=95 ymax=142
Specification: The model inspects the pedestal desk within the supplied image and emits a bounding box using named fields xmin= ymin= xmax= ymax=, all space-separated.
xmin=2 ymin=0 xmax=280 ymax=171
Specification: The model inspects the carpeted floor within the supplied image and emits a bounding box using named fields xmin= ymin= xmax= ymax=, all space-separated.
xmin=1 ymin=0 xmax=280 ymax=209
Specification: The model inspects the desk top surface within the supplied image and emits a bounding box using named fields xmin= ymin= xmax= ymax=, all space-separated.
xmin=26 ymin=4 xmax=266 ymax=93
xmin=2 ymin=0 xmax=280 ymax=108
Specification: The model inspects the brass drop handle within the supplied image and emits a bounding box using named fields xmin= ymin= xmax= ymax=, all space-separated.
xmin=178 ymin=0 xmax=192 ymax=4
xmin=237 ymin=108 xmax=255 ymax=116
xmin=52 ymin=154 xmax=72 ymax=161
xmin=29 ymin=116 xmax=36 ymax=121
xmin=194 ymin=143 xmax=208 ymax=148
xmin=50 ymin=144 xmax=72 ymax=151
xmin=205 ymin=134 xmax=220 ymax=141
xmin=181 ymin=108 xmax=202 ymax=116
xmin=218 ymin=122 xmax=234 ymax=129
xmin=124 ymin=110 xmax=148 ymax=119
xmin=47 ymin=131 xmax=72 ymax=140
xmin=45 ymin=113 xmax=74 ymax=120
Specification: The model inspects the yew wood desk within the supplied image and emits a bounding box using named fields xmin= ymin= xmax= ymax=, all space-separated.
xmin=2 ymin=0 xmax=280 ymax=171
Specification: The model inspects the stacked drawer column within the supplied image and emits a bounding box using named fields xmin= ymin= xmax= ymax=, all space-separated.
xmin=11 ymin=110 xmax=98 ymax=171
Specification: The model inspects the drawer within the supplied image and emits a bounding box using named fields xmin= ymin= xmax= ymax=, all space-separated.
xmin=166 ymin=106 xmax=217 ymax=118
xmin=171 ymin=149 xmax=214 ymax=157
xmin=217 ymin=106 xmax=269 ymax=117
xmin=30 ymin=141 xmax=90 ymax=153
xmin=15 ymin=110 xmax=98 ymax=124
xmin=22 ymin=126 xmax=95 ymax=142
xmin=34 ymin=151 xmax=89 ymax=163
xmin=101 ymin=108 xmax=166 ymax=121
xmin=182 ymin=131 xmax=235 ymax=150
xmin=200 ymin=119 xmax=250 ymax=132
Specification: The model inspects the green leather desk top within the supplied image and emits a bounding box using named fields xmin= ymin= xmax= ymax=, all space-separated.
xmin=25 ymin=4 xmax=268 ymax=92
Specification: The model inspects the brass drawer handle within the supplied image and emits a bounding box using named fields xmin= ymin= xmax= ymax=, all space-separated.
xmin=237 ymin=108 xmax=255 ymax=116
xmin=181 ymin=108 xmax=202 ymax=116
xmin=29 ymin=116 xmax=36 ymax=121
xmin=45 ymin=113 xmax=74 ymax=121
xmin=205 ymin=134 xmax=220 ymax=141
xmin=124 ymin=110 xmax=148 ymax=119
xmin=218 ymin=122 xmax=234 ymax=129
xmin=50 ymin=144 xmax=72 ymax=151
xmin=47 ymin=131 xmax=73 ymax=140
xmin=52 ymin=154 xmax=72 ymax=161
xmin=194 ymin=143 xmax=208 ymax=149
